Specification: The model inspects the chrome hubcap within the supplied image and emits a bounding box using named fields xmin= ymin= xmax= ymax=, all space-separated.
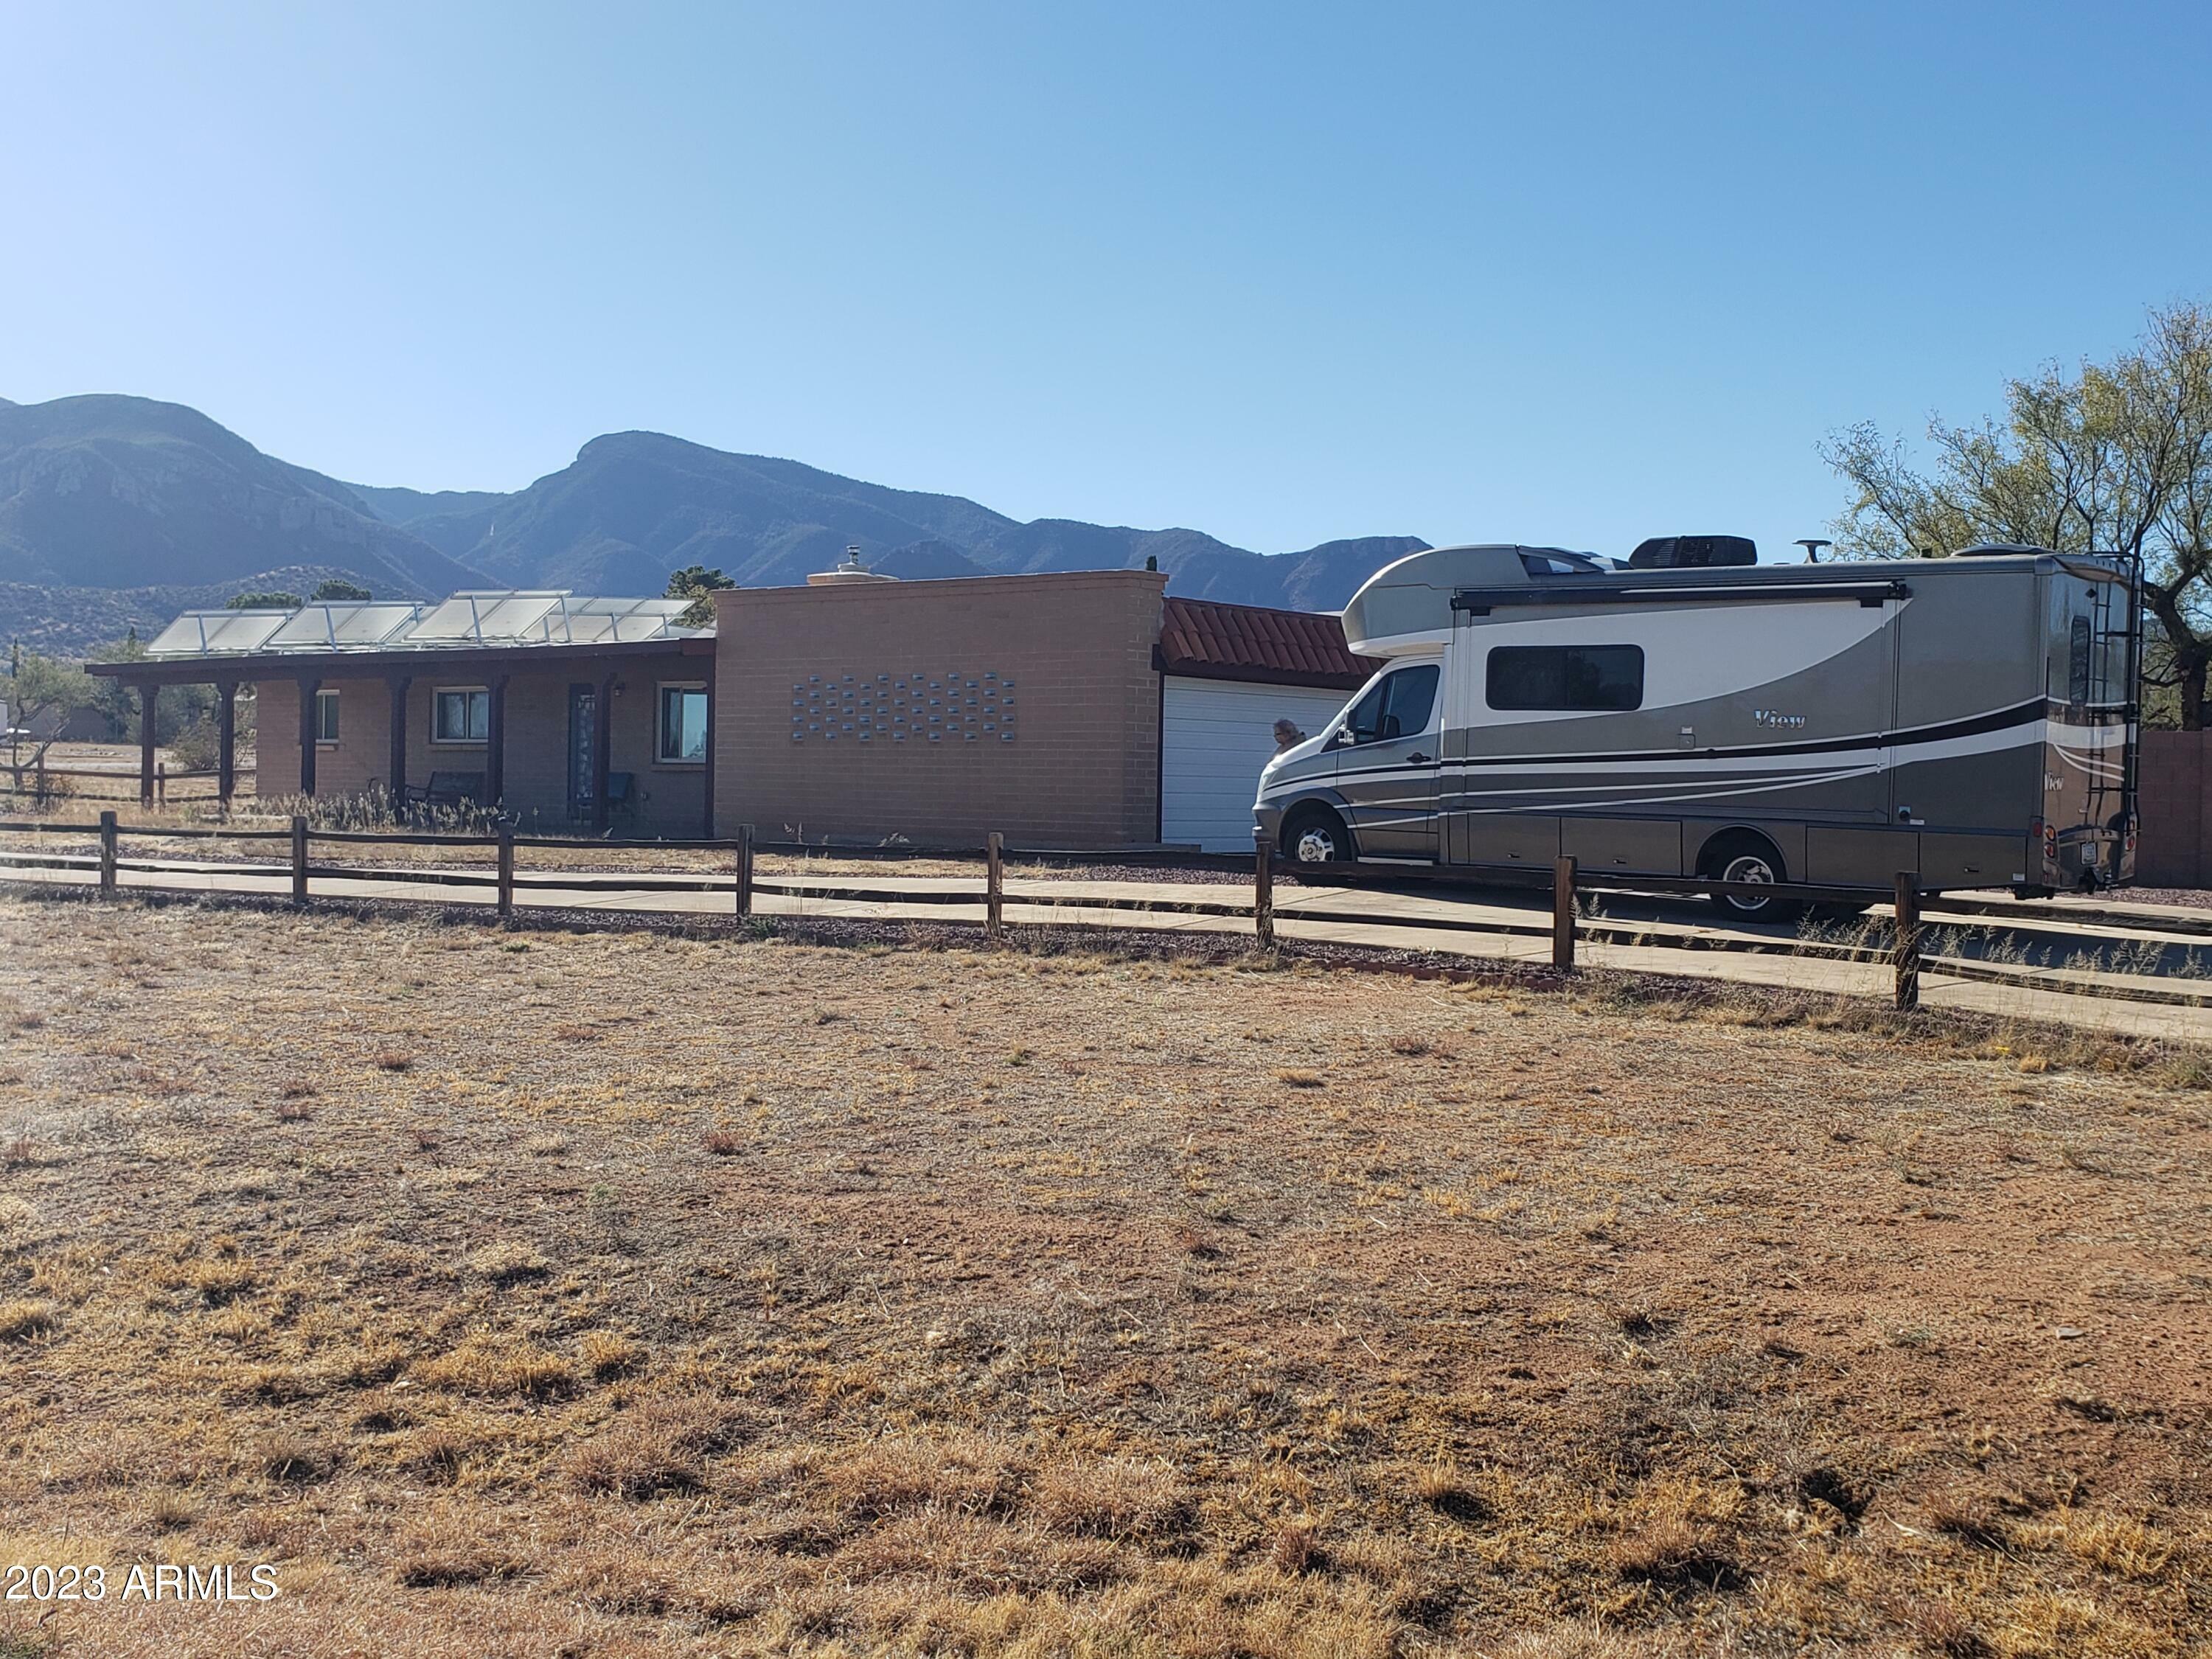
xmin=1293 ymin=827 xmax=1338 ymax=863
xmin=1722 ymin=854 xmax=1775 ymax=910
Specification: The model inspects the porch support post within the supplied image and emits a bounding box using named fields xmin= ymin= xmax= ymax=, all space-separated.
xmin=296 ymin=677 xmax=320 ymax=798
xmin=215 ymin=681 xmax=238 ymax=810
xmin=593 ymin=671 xmax=614 ymax=835
xmin=700 ymin=653 xmax=717 ymax=838
xmin=484 ymin=674 xmax=509 ymax=804
xmin=138 ymin=683 xmax=159 ymax=807
xmin=386 ymin=675 xmax=411 ymax=808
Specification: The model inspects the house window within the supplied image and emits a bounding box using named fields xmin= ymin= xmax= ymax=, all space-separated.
xmin=658 ymin=684 xmax=707 ymax=764
xmin=313 ymin=689 xmax=341 ymax=744
xmin=1486 ymin=645 xmax=1644 ymax=712
xmin=433 ymin=687 xmax=490 ymax=743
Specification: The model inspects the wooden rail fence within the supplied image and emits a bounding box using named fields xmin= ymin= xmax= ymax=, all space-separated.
xmin=4 ymin=760 xmax=251 ymax=804
xmin=0 ymin=814 xmax=2202 ymax=1015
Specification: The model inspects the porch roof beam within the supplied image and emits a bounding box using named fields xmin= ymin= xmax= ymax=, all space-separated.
xmin=81 ymin=635 xmax=714 ymax=689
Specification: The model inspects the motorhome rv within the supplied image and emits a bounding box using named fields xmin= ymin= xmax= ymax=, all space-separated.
xmin=1253 ymin=539 xmax=2138 ymax=917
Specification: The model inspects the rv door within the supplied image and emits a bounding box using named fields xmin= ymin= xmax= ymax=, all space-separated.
xmin=1330 ymin=661 xmax=1443 ymax=858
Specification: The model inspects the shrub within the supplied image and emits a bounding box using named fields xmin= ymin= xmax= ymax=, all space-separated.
xmin=0 ymin=1300 xmax=58 ymax=1342
xmin=568 ymin=1396 xmax=750 ymax=1500
xmin=1032 ymin=1456 xmax=1190 ymax=1539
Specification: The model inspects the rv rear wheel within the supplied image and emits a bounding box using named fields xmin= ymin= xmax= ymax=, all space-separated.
xmin=1700 ymin=832 xmax=1800 ymax=925
xmin=1281 ymin=804 xmax=1353 ymax=866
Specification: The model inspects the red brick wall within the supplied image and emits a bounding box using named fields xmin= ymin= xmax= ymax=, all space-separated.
xmin=711 ymin=571 xmax=1168 ymax=847
xmin=2137 ymin=728 xmax=2210 ymax=888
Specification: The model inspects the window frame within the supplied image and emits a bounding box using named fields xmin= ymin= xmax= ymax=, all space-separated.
xmin=1484 ymin=644 xmax=1646 ymax=713
xmin=655 ymin=681 xmax=709 ymax=766
xmin=313 ymin=687 xmax=341 ymax=745
xmin=431 ymin=686 xmax=490 ymax=746
xmin=1338 ymin=662 xmax=1441 ymax=746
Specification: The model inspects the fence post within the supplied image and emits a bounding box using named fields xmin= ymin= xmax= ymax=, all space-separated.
xmin=496 ymin=824 xmax=515 ymax=919
xmin=291 ymin=815 xmax=309 ymax=904
xmin=98 ymin=810 xmax=118 ymax=897
xmin=735 ymin=823 xmax=754 ymax=917
xmin=1253 ymin=827 xmax=1276 ymax=949
xmin=1893 ymin=872 xmax=1921 ymax=1011
xmin=986 ymin=831 xmax=1005 ymax=942
xmin=1553 ymin=855 xmax=1578 ymax=973
xmin=33 ymin=754 xmax=45 ymax=803
xmin=156 ymin=759 xmax=167 ymax=808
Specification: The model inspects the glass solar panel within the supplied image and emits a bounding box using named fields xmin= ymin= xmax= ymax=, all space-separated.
xmin=145 ymin=610 xmax=290 ymax=656
xmin=136 ymin=591 xmax=708 ymax=660
xmin=265 ymin=603 xmax=425 ymax=650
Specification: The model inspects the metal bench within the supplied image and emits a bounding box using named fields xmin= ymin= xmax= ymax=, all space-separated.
xmin=403 ymin=770 xmax=487 ymax=809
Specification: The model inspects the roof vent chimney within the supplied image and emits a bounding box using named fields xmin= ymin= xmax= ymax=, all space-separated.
xmin=807 ymin=544 xmax=899 ymax=586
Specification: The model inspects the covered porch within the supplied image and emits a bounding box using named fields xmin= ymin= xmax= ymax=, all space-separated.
xmin=86 ymin=632 xmax=720 ymax=838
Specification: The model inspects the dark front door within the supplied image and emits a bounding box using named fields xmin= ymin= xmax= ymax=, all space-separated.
xmin=567 ymin=684 xmax=597 ymax=818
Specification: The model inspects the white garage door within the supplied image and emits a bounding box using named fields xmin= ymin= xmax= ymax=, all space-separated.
xmin=1161 ymin=675 xmax=1355 ymax=851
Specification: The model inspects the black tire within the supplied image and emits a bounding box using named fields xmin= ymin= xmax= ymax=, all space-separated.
xmin=1700 ymin=831 xmax=1800 ymax=925
xmin=1281 ymin=804 xmax=1354 ymax=866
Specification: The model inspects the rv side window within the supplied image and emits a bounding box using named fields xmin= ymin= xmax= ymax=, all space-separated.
xmin=1344 ymin=664 xmax=1439 ymax=742
xmin=1486 ymin=645 xmax=1644 ymax=712
xmin=2067 ymin=616 xmax=2093 ymax=705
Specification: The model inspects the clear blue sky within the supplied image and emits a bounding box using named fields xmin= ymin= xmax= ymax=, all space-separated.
xmin=4 ymin=1 xmax=2208 ymax=560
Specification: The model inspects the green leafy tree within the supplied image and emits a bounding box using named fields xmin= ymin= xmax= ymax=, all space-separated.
xmin=310 ymin=577 xmax=372 ymax=602
xmin=3 ymin=646 xmax=97 ymax=775
xmin=227 ymin=590 xmax=302 ymax=610
xmin=665 ymin=564 xmax=736 ymax=628
xmin=1822 ymin=301 xmax=2212 ymax=726
xmin=86 ymin=634 xmax=213 ymax=745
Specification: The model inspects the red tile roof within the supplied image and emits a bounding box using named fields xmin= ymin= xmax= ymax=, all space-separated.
xmin=1156 ymin=596 xmax=1382 ymax=690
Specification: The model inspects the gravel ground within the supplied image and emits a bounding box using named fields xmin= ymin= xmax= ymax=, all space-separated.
xmin=2108 ymin=886 xmax=2212 ymax=911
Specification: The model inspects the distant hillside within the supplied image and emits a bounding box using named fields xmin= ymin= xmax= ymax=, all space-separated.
xmin=0 ymin=566 xmax=402 ymax=657
xmin=0 ymin=397 xmax=484 ymax=607
xmin=425 ymin=431 xmax=1031 ymax=594
xmin=345 ymin=483 xmax=512 ymax=563
xmin=361 ymin=430 xmax=1429 ymax=604
xmin=1 ymin=393 xmax=1432 ymax=655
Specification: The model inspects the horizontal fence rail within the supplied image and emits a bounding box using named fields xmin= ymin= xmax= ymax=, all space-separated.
xmin=0 ymin=813 xmax=2204 ymax=1014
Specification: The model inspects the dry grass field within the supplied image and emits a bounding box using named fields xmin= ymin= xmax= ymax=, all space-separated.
xmin=0 ymin=892 xmax=2208 ymax=1658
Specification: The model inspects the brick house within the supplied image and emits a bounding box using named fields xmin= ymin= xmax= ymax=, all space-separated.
xmin=88 ymin=573 xmax=1377 ymax=850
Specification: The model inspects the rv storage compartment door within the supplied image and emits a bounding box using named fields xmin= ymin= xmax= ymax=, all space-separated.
xmin=1919 ymin=830 xmax=2031 ymax=892
xmin=1450 ymin=812 xmax=1560 ymax=868
xmin=1806 ymin=825 xmax=1920 ymax=889
xmin=1560 ymin=817 xmax=1683 ymax=875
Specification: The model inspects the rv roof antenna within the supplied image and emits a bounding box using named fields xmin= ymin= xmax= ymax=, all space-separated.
xmin=1795 ymin=538 xmax=1832 ymax=564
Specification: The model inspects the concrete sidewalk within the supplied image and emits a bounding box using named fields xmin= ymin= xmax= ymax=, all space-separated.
xmin=3 ymin=858 xmax=2207 ymax=1043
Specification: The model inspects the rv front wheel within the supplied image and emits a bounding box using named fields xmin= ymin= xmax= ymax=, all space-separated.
xmin=1281 ymin=805 xmax=1352 ymax=866
xmin=1701 ymin=832 xmax=1799 ymax=925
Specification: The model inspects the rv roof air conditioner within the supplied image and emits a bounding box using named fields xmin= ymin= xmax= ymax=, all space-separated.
xmin=1627 ymin=535 xmax=1758 ymax=569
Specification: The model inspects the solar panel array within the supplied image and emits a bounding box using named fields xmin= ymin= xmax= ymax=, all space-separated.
xmin=142 ymin=593 xmax=704 ymax=659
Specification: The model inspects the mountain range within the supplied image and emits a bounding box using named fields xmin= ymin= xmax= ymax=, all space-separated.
xmin=0 ymin=394 xmax=1430 ymax=655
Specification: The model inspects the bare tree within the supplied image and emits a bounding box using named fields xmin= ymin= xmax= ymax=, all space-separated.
xmin=1822 ymin=302 xmax=2212 ymax=726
